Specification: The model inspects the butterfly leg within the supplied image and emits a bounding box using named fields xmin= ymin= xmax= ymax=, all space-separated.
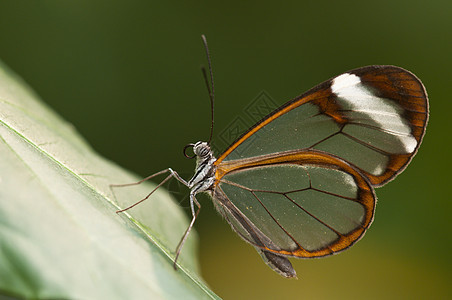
xmin=173 ymin=192 xmax=201 ymax=270
xmin=111 ymin=168 xmax=188 ymax=213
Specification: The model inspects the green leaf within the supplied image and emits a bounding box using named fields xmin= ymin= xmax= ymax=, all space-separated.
xmin=0 ymin=60 xmax=218 ymax=299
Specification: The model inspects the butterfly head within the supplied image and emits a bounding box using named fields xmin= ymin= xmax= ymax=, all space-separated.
xmin=183 ymin=141 xmax=213 ymax=161
xmin=193 ymin=141 xmax=212 ymax=159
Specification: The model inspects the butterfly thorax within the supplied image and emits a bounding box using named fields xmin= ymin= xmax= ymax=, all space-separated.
xmin=187 ymin=141 xmax=217 ymax=194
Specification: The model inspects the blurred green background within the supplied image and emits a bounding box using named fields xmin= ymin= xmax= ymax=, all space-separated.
xmin=0 ymin=1 xmax=450 ymax=299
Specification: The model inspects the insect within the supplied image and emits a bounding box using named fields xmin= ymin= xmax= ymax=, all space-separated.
xmin=113 ymin=35 xmax=429 ymax=278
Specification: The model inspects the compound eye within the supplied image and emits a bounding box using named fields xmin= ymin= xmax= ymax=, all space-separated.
xmin=200 ymin=147 xmax=210 ymax=157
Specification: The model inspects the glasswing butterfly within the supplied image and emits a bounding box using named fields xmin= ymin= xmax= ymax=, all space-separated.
xmin=113 ymin=35 xmax=429 ymax=278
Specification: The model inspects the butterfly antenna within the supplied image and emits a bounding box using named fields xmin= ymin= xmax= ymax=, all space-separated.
xmin=201 ymin=34 xmax=215 ymax=145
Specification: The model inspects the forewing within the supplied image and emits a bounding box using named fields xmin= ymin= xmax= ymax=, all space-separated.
xmin=216 ymin=65 xmax=428 ymax=186
xmin=213 ymin=150 xmax=375 ymax=258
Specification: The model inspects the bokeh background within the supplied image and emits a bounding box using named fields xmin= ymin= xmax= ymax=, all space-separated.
xmin=0 ymin=1 xmax=450 ymax=299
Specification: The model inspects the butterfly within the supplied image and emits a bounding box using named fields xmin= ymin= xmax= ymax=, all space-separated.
xmin=113 ymin=35 xmax=429 ymax=278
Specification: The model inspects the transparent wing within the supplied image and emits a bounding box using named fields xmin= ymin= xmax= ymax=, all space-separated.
xmin=213 ymin=150 xmax=375 ymax=258
xmin=216 ymin=66 xmax=428 ymax=186
xmin=212 ymin=187 xmax=297 ymax=277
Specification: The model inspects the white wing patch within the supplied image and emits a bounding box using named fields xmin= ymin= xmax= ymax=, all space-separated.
xmin=331 ymin=73 xmax=417 ymax=153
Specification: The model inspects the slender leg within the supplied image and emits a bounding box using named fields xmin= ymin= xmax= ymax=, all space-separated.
xmin=173 ymin=193 xmax=201 ymax=270
xmin=110 ymin=168 xmax=188 ymax=213
xmin=110 ymin=168 xmax=188 ymax=188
